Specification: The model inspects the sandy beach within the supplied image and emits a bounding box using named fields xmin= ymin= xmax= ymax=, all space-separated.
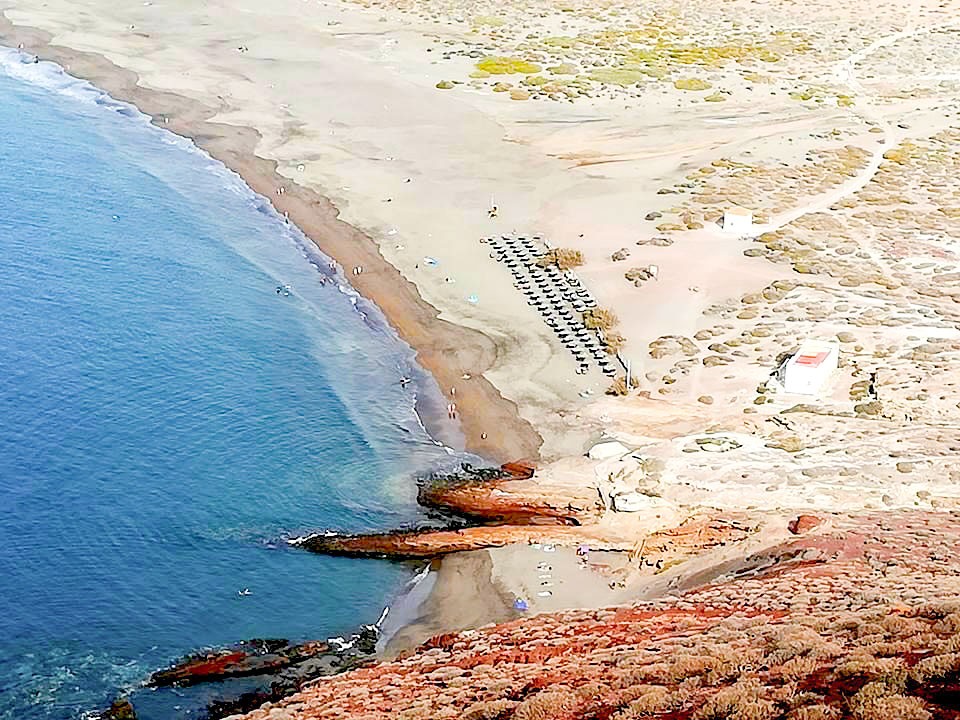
xmin=6 ymin=0 xmax=960 ymax=714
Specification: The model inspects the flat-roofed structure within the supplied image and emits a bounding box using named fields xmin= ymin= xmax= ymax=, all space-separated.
xmin=722 ymin=206 xmax=753 ymax=233
xmin=782 ymin=340 xmax=839 ymax=395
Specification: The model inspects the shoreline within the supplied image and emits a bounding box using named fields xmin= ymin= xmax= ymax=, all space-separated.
xmin=381 ymin=551 xmax=519 ymax=656
xmin=0 ymin=14 xmax=543 ymax=466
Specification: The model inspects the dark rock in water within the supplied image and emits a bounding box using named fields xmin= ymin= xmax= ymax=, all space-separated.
xmin=356 ymin=625 xmax=379 ymax=655
xmin=149 ymin=638 xmax=329 ymax=687
xmin=144 ymin=626 xmax=383 ymax=719
xmin=202 ymin=643 xmax=377 ymax=719
xmin=97 ymin=698 xmax=136 ymax=720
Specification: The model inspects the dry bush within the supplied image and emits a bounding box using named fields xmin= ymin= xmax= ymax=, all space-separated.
xmin=862 ymin=640 xmax=915 ymax=658
xmin=512 ymin=689 xmax=579 ymax=720
xmin=855 ymin=622 xmax=886 ymax=639
xmin=780 ymin=655 xmax=820 ymax=681
xmin=910 ymin=652 xmax=960 ymax=682
xmin=575 ymin=681 xmax=610 ymax=704
xmin=939 ymin=633 xmax=960 ymax=654
xmin=849 ymin=690 xmax=930 ymax=720
xmin=914 ymin=602 xmax=960 ymax=619
xmin=835 ymin=656 xmax=905 ymax=680
xmin=605 ymin=332 xmax=626 ymax=354
xmin=932 ymin=612 xmax=960 ymax=634
xmin=879 ymin=615 xmax=928 ymax=638
xmin=537 ymin=248 xmax=584 ymax=271
xmin=786 ymin=706 xmax=841 ymax=720
xmin=810 ymin=642 xmax=845 ymax=660
xmin=702 ymin=647 xmax=758 ymax=685
xmin=768 ymin=625 xmax=829 ymax=663
xmin=583 ymin=307 xmax=619 ymax=330
xmin=607 ymin=681 xmax=664 ymax=706
xmin=668 ymin=654 xmax=721 ymax=681
xmin=606 ymin=375 xmax=639 ymax=396
xmin=693 ymin=679 xmax=777 ymax=720
xmin=622 ymin=662 xmax=671 ymax=684
xmin=463 ymin=699 xmax=517 ymax=720
xmin=611 ymin=686 xmax=674 ymax=719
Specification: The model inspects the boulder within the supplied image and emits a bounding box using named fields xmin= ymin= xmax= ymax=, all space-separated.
xmin=588 ymin=441 xmax=630 ymax=460
xmin=611 ymin=491 xmax=648 ymax=512
xmin=788 ymin=515 xmax=823 ymax=534
xmin=98 ymin=699 xmax=136 ymax=720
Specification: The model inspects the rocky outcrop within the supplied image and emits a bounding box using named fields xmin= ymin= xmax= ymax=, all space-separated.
xmin=414 ymin=461 xmax=596 ymax=526
xmin=293 ymin=461 xmax=605 ymax=559
xmin=295 ymin=525 xmax=621 ymax=559
xmin=96 ymin=699 xmax=136 ymax=720
xmin=417 ymin=477 xmax=598 ymax=526
xmin=788 ymin=513 xmax=823 ymax=534
xmin=149 ymin=639 xmax=332 ymax=687
xmin=236 ymin=511 xmax=960 ymax=720
xmin=142 ymin=627 xmax=380 ymax=719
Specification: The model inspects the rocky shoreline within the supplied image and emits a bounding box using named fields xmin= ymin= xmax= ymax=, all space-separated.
xmin=96 ymin=626 xmax=383 ymax=720
xmin=291 ymin=461 xmax=607 ymax=559
xmin=94 ymin=460 xmax=582 ymax=719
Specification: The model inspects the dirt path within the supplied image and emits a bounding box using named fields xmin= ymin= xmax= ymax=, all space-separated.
xmin=749 ymin=24 xmax=956 ymax=236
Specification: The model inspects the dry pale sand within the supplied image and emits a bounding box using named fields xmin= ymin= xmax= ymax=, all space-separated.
xmin=6 ymin=0 xmax=960 ymax=659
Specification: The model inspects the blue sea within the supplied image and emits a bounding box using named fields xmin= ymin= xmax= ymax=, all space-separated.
xmin=0 ymin=50 xmax=460 ymax=719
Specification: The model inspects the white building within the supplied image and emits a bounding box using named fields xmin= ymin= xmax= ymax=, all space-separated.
xmin=722 ymin=206 xmax=753 ymax=233
xmin=782 ymin=340 xmax=839 ymax=395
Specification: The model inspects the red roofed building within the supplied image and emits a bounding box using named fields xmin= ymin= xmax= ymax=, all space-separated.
xmin=782 ymin=340 xmax=839 ymax=395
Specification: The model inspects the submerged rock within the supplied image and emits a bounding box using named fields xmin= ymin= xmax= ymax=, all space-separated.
xmin=97 ymin=698 xmax=136 ymax=720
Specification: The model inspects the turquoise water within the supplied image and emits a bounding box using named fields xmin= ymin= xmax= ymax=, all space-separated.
xmin=0 ymin=51 xmax=458 ymax=718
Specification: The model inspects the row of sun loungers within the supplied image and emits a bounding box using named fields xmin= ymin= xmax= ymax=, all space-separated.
xmin=484 ymin=235 xmax=618 ymax=377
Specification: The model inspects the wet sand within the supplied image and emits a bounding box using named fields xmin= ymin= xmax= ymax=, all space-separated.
xmin=384 ymin=551 xmax=519 ymax=654
xmin=0 ymin=15 xmax=543 ymax=465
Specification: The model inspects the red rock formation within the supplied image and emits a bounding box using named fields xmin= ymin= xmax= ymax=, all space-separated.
xmin=298 ymin=514 xmax=754 ymax=561
xmin=788 ymin=514 xmax=823 ymax=534
xmin=297 ymin=525 xmax=622 ymax=559
xmin=499 ymin=461 xmax=536 ymax=479
xmin=149 ymin=640 xmax=330 ymax=687
xmin=418 ymin=477 xmax=599 ymax=525
xmin=239 ymin=511 xmax=960 ymax=720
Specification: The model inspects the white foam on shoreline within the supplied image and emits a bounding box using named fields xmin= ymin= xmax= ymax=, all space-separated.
xmin=376 ymin=563 xmax=435 ymax=650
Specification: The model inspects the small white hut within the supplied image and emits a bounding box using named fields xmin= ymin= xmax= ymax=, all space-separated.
xmin=782 ymin=340 xmax=839 ymax=395
xmin=722 ymin=206 xmax=753 ymax=233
